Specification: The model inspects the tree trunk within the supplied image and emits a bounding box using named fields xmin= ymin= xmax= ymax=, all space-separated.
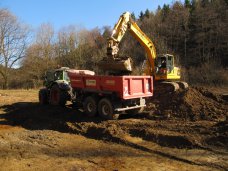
xmin=2 ymin=74 xmax=8 ymax=89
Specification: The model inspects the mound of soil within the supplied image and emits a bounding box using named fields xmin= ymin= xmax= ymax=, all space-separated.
xmin=148 ymin=87 xmax=227 ymax=121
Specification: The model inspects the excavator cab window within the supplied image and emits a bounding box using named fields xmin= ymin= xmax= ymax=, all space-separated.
xmin=156 ymin=57 xmax=166 ymax=68
xmin=166 ymin=56 xmax=174 ymax=73
xmin=161 ymin=58 xmax=166 ymax=68
xmin=155 ymin=57 xmax=167 ymax=74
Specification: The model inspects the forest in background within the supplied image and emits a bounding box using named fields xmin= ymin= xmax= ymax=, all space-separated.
xmin=0 ymin=0 xmax=227 ymax=89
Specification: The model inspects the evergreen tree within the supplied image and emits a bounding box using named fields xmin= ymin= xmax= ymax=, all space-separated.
xmin=162 ymin=4 xmax=170 ymax=20
xmin=139 ymin=11 xmax=144 ymax=20
xmin=131 ymin=12 xmax=136 ymax=20
xmin=185 ymin=0 xmax=191 ymax=8
xmin=144 ymin=9 xmax=150 ymax=18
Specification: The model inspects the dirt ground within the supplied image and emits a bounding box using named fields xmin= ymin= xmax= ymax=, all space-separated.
xmin=0 ymin=88 xmax=227 ymax=171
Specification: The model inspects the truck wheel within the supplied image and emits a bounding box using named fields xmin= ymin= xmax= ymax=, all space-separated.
xmin=98 ymin=98 xmax=119 ymax=120
xmin=125 ymin=107 xmax=144 ymax=116
xmin=83 ymin=96 xmax=97 ymax=117
xmin=39 ymin=88 xmax=48 ymax=105
xmin=49 ymin=84 xmax=67 ymax=106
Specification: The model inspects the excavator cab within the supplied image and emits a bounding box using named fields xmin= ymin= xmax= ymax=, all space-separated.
xmin=155 ymin=54 xmax=180 ymax=80
xmin=155 ymin=54 xmax=173 ymax=73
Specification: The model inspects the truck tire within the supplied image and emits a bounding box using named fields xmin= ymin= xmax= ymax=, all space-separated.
xmin=49 ymin=84 xmax=67 ymax=106
xmin=83 ymin=96 xmax=97 ymax=117
xmin=125 ymin=107 xmax=144 ymax=116
xmin=98 ymin=98 xmax=119 ymax=120
xmin=39 ymin=88 xmax=49 ymax=105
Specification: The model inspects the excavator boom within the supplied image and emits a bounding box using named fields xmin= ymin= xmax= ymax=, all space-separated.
xmin=128 ymin=21 xmax=157 ymax=75
xmin=102 ymin=12 xmax=156 ymax=75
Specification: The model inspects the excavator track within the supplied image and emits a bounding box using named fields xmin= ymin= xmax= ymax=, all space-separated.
xmin=154 ymin=81 xmax=179 ymax=96
xmin=176 ymin=81 xmax=189 ymax=90
xmin=154 ymin=81 xmax=188 ymax=97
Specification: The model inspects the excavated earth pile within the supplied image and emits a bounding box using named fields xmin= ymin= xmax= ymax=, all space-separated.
xmin=147 ymin=87 xmax=228 ymax=121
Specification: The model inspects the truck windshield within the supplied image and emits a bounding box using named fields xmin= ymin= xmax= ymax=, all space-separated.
xmin=63 ymin=71 xmax=70 ymax=82
xmin=54 ymin=71 xmax=63 ymax=80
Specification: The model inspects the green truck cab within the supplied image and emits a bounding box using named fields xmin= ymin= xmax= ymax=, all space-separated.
xmin=39 ymin=67 xmax=72 ymax=106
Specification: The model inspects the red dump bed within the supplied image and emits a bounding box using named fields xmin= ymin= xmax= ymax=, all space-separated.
xmin=67 ymin=71 xmax=153 ymax=100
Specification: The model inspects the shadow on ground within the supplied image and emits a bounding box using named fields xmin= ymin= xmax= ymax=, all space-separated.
xmin=0 ymin=102 xmax=102 ymax=131
xmin=0 ymin=102 xmax=153 ymax=132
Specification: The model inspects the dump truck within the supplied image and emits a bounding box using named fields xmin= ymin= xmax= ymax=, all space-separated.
xmin=39 ymin=68 xmax=153 ymax=120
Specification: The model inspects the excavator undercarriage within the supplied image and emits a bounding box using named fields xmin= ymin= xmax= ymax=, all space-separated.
xmin=154 ymin=81 xmax=188 ymax=96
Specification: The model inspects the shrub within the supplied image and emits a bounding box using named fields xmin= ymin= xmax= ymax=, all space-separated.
xmin=183 ymin=62 xmax=228 ymax=86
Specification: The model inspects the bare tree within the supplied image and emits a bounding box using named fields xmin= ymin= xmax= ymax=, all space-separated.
xmin=35 ymin=23 xmax=55 ymax=60
xmin=22 ymin=23 xmax=57 ymax=88
xmin=0 ymin=9 xmax=29 ymax=89
xmin=56 ymin=25 xmax=80 ymax=67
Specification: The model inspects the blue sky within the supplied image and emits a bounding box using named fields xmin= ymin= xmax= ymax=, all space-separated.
xmin=1 ymin=0 xmax=179 ymax=31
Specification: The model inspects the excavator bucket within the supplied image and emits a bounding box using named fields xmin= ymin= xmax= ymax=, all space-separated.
xmin=98 ymin=56 xmax=133 ymax=72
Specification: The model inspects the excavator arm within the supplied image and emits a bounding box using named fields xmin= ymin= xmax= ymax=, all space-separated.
xmin=128 ymin=21 xmax=157 ymax=75
xmin=106 ymin=12 xmax=130 ymax=57
xmin=104 ymin=12 xmax=156 ymax=75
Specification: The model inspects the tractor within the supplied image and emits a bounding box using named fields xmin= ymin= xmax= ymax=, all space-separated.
xmin=38 ymin=67 xmax=72 ymax=106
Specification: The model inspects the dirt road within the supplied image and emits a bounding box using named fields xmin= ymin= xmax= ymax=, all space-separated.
xmin=0 ymin=89 xmax=227 ymax=171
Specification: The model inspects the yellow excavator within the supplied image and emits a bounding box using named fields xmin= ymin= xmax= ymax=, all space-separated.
xmin=99 ymin=11 xmax=188 ymax=92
